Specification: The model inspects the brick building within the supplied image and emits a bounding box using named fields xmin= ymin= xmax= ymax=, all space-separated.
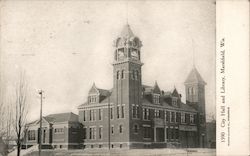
xmin=77 ymin=24 xmax=207 ymax=149
xmin=24 ymin=112 xmax=83 ymax=149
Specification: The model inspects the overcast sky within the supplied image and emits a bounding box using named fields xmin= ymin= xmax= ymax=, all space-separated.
xmin=1 ymin=0 xmax=215 ymax=122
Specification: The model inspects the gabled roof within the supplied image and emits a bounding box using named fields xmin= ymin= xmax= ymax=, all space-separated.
xmin=44 ymin=112 xmax=78 ymax=123
xmin=172 ymin=87 xmax=180 ymax=97
xmin=184 ymin=67 xmax=206 ymax=85
xmin=153 ymin=81 xmax=161 ymax=94
xmin=120 ymin=24 xmax=135 ymax=38
xmin=88 ymin=83 xmax=111 ymax=97
xmin=26 ymin=112 xmax=78 ymax=126
xmin=142 ymin=98 xmax=197 ymax=112
xmin=88 ymin=83 xmax=99 ymax=94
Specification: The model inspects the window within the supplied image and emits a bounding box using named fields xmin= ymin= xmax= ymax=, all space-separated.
xmin=131 ymin=70 xmax=135 ymax=79
xmin=28 ymin=130 xmax=36 ymax=140
xmin=165 ymin=111 xmax=169 ymax=122
xmin=132 ymin=104 xmax=139 ymax=118
xmin=166 ymin=128 xmax=169 ymax=140
xmin=110 ymin=107 xmax=113 ymax=119
xmin=134 ymin=70 xmax=138 ymax=80
xmin=155 ymin=109 xmax=160 ymax=118
xmin=194 ymin=114 xmax=197 ymax=124
xmin=190 ymin=114 xmax=194 ymax=124
xmin=143 ymin=127 xmax=151 ymax=138
xmin=117 ymin=71 xmax=120 ymax=79
xmin=185 ymin=113 xmax=189 ymax=123
xmin=99 ymin=145 xmax=102 ymax=148
xmin=89 ymin=95 xmax=97 ymax=103
xmin=119 ymin=125 xmax=123 ymax=133
xmin=192 ymin=88 xmax=195 ymax=94
xmin=117 ymin=106 xmax=120 ymax=118
xmin=83 ymin=110 xmax=86 ymax=121
xmin=121 ymin=105 xmax=125 ymax=118
xmin=172 ymin=98 xmax=177 ymax=106
xmin=89 ymin=127 xmax=96 ymax=140
xmin=134 ymin=124 xmax=139 ymax=133
xmin=175 ymin=112 xmax=179 ymax=123
xmin=170 ymin=112 xmax=175 ymax=123
xmin=54 ymin=128 xmax=64 ymax=134
xmin=175 ymin=128 xmax=179 ymax=140
xmin=153 ymin=94 xmax=160 ymax=104
xmin=121 ymin=70 xmax=125 ymax=79
xmin=188 ymin=87 xmax=193 ymax=95
xmin=170 ymin=128 xmax=174 ymax=139
xmin=98 ymin=109 xmax=102 ymax=120
xmin=99 ymin=127 xmax=103 ymax=139
xmin=111 ymin=126 xmax=114 ymax=134
xmin=83 ymin=128 xmax=86 ymax=139
xmin=120 ymin=144 xmax=123 ymax=148
xmin=143 ymin=108 xmax=150 ymax=120
xmin=89 ymin=110 xmax=96 ymax=121
xmin=181 ymin=112 xmax=185 ymax=123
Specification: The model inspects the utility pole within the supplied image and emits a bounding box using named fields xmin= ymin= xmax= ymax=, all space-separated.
xmin=38 ymin=90 xmax=44 ymax=156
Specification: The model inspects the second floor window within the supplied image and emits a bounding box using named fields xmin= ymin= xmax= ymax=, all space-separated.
xmin=190 ymin=114 xmax=194 ymax=124
xmin=143 ymin=108 xmax=150 ymax=120
xmin=98 ymin=109 xmax=102 ymax=120
xmin=132 ymin=104 xmax=139 ymax=119
xmin=89 ymin=110 xmax=96 ymax=121
xmin=155 ymin=109 xmax=160 ymax=118
xmin=170 ymin=112 xmax=175 ymax=123
xmin=165 ymin=111 xmax=169 ymax=122
xmin=83 ymin=110 xmax=86 ymax=121
xmin=110 ymin=107 xmax=113 ymax=119
xmin=181 ymin=112 xmax=185 ymax=123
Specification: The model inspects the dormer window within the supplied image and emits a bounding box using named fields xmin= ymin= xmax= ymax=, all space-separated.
xmin=153 ymin=94 xmax=160 ymax=104
xmin=172 ymin=97 xmax=178 ymax=107
xmin=89 ymin=95 xmax=97 ymax=103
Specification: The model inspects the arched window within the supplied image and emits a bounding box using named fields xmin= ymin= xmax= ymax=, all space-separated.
xmin=121 ymin=70 xmax=125 ymax=79
xmin=119 ymin=125 xmax=123 ymax=133
xmin=192 ymin=88 xmax=195 ymax=94
xmin=131 ymin=70 xmax=135 ymax=80
xmin=189 ymin=87 xmax=193 ymax=95
xmin=117 ymin=71 xmax=120 ymax=79
xmin=134 ymin=70 xmax=138 ymax=80
xmin=134 ymin=124 xmax=139 ymax=133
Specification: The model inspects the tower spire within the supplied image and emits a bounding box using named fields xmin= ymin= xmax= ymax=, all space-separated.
xmin=126 ymin=1 xmax=129 ymax=25
xmin=191 ymin=38 xmax=195 ymax=68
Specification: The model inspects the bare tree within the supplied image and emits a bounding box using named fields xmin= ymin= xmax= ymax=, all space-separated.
xmin=12 ymin=72 xmax=29 ymax=156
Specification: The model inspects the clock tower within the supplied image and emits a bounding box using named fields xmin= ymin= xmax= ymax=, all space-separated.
xmin=113 ymin=24 xmax=143 ymax=144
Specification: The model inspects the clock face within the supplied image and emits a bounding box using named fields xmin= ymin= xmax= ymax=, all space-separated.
xmin=131 ymin=50 xmax=138 ymax=60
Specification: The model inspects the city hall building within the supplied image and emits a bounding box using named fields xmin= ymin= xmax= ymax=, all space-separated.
xmin=77 ymin=24 xmax=207 ymax=149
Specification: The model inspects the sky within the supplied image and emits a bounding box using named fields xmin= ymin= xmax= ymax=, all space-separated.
xmin=0 ymin=0 xmax=215 ymax=122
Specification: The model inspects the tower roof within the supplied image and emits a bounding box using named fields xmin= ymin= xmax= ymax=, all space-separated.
xmin=184 ymin=67 xmax=206 ymax=85
xmin=120 ymin=24 xmax=135 ymax=38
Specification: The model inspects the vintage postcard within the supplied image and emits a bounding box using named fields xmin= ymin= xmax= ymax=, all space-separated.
xmin=0 ymin=0 xmax=248 ymax=156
